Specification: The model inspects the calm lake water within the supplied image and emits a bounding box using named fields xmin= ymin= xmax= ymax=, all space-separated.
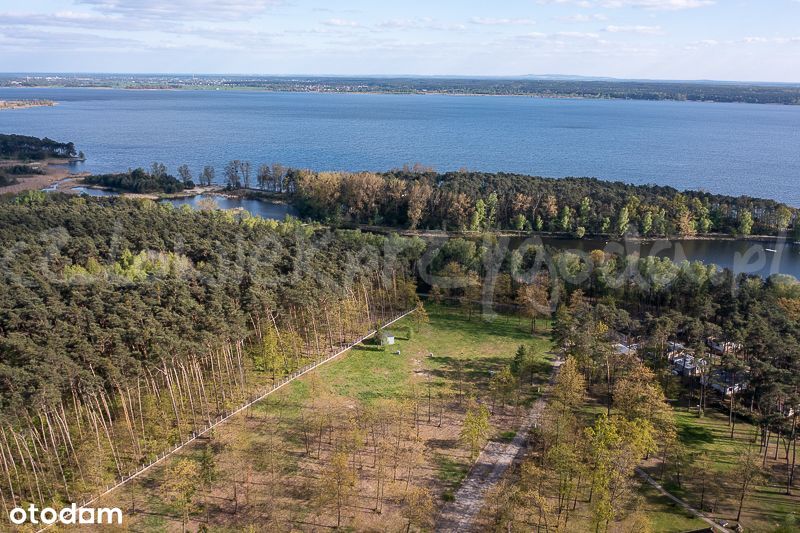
xmin=164 ymin=194 xmax=297 ymax=219
xmin=537 ymin=236 xmax=800 ymax=281
xmin=70 ymin=187 xmax=297 ymax=219
xmin=1 ymin=87 xmax=799 ymax=206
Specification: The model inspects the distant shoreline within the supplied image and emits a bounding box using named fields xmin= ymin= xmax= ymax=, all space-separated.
xmin=3 ymin=77 xmax=799 ymax=105
xmin=5 ymin=85 xmax=800 ymax=110
xmin=5 ymin=85 xmax=799 ymax=106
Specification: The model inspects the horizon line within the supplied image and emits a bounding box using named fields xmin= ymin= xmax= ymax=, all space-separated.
xmin=2 ymin=71 xmax=799 ymax=86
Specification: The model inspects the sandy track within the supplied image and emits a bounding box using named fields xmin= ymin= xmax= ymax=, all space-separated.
xmin=436 ymin=357 xmax=562 ymax=532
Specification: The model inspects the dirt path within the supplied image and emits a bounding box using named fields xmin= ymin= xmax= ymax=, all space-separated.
xmin=436 ymin=357 xmax=563 ymax=532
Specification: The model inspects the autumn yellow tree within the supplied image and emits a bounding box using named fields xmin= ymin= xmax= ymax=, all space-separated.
xmin=407 ymin=181 xmax=432 ymax=230
xmin=460 ymin=398 xmax=491 ymax=460
xmin=163 ymin=458 xmax=201 ymax=533
xmin=403 ymin=486 xmax=435 ymax=532
xmin=319 ymin=451 xmax=357 ymax=528
xmin=585 ymin=414 xmax=657 ymax=532
xmin=517 ymin=274 xmax=550 ymax=334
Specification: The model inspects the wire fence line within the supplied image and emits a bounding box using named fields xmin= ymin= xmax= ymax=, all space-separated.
xmin=36 ymin=307 xmax=416 ymax=532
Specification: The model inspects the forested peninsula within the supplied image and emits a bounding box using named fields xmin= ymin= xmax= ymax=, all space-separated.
xmin=0 ymin=134 xmax=83 ymax=190
xmin=74 ymin=161 xmax=799 ymax=239
xmin=83 ymin=164 xmax=191 ymax=194
xmin=286 ymin=168 xmax=798 ymax=238
xmin=0 ymin=133 xmax=77 ymax=161
xmin=0 ymin=99 xmax=55 ymax=111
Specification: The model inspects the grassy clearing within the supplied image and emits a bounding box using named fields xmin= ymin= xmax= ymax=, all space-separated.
xmin=94 ymin=303 xmax=553 ymax=532
xmin=580 ymin=387 xmax=799 ymax=531
xmin=641 ymin=403 xmax=800 ymax=532
xmin=634 ymin=480 xmax=706 ymax=532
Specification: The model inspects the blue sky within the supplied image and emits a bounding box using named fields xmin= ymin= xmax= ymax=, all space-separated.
xmin=0 ymin=0 xmax=798 ymax=81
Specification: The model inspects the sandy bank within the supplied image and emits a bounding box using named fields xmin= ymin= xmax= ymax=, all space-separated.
xmin=0 ymin=159 xmax=86 ymax=194
xmin=0 ymin=100 xmax=56 ymax=111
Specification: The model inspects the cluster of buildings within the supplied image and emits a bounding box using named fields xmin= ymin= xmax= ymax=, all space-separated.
xmin=667 ymin=340 xmax=748 ymax=397
xmin=611 ymin=335 xmax=750 ymax=399
xmin=615 ymin=335 xmax=798 ymax=418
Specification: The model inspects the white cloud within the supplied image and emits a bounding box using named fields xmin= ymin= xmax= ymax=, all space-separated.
xmin=600 ymin=0 xmax=714 ymax=9
xmin=75 ymin=0 xmax=282 ymax=21
xmin=0 ymin=25 xmax=141 ymax=50
xmin=605 ymin=25 xmax=664 ymax=34
xmin=536 ymin=0 xmax=594 ymax=7
xmin=516 ymin=32 xmax=548 ymax=40
xmin=376 ymin=18 xmax=466 ymax=31
xmin=740 ymin=36 xmax=800 ymax=45
xmin=0 ymin=10 xmax=139 ymax=30
xmin=376 ymin=19 xmax=415 ymax=29
xmin=685 ymin=39 xmax=719 ymax=48
xmin=557 ymin=13 xmax=609 ymax=22
xmin=539 ymin=0 xmax=713 ymax=9
xmin=469 ymin=17 xmax=537 ymax=26
xmin=322 ymin=18 xmax=362 ymax=28
xmin=554 ymin=31 xmax=600 ymax=39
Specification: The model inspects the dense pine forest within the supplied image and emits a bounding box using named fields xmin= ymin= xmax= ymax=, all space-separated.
xmin=0 ymin=192 xmax=420 ymax=510
xmin=287 ymin=168 xmax=798 ymax=237
xmin=76 ymin=161 xmax=799 ymax=239
xmin=0 ymin=133 xmax=77 ymax=161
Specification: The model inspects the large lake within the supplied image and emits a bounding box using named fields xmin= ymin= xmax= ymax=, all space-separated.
xmin=1 ymin=87 xmax=799 ymax=206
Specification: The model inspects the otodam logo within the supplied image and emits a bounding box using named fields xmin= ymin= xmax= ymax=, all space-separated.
xmin=8 ymin=504 xmax=122 ymax=526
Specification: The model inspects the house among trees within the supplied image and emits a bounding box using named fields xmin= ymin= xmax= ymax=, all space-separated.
xmin=706 ymin=369 xmax=748 ymax=397
xmin=667 ymin=341 xmax=687 ymax=356
xmin=671 ymin=354 xmax=702 ymax=377
xmin=613 ymin=342 xmax=637 ymax=356
xmin=707 ymin=337 xmax=743 ymax=355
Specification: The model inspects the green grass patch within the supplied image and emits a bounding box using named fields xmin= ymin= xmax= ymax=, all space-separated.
xmin=664 ymin=401 xmax=799 ymax=531
xmin=435 ymin=453 xmax=470 ymax=489
xmin=313 ymin=303 xmax=553 ymax=404
xmin=496 ymin=430 xmax=517 ymax=442
xmin=674 ymin=408 xmax=750 ymax=474
xmin=317 ymin=343 xmax=412 ymax=402
xmin=635 ymin=479 xmax=706 ymax=533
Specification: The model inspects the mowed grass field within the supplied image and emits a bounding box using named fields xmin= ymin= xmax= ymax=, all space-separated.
xmin=93 ymin=303 xmax=554 ymax=532
xmin=318 ymin=305 xmax=553 ymax=404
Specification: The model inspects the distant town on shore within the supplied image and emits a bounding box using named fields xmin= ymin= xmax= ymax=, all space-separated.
xmin=3 ymin=73 xmax=800 ymax=105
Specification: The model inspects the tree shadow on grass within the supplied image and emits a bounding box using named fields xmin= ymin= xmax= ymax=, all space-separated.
xmin=434 ymin=453 xmax=469 ymax=489
xmin=352 ymin=343 xmax=384 ymax=353
xmin=428 ymin=312 xmax=534 ymax=341
xmin=678 ymin=423 xmax=715 ymax=446
xmin=428 ymin=437 xmax=460 ymax=450
xmin=427 ymin=354 xmax=513 ymax=389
